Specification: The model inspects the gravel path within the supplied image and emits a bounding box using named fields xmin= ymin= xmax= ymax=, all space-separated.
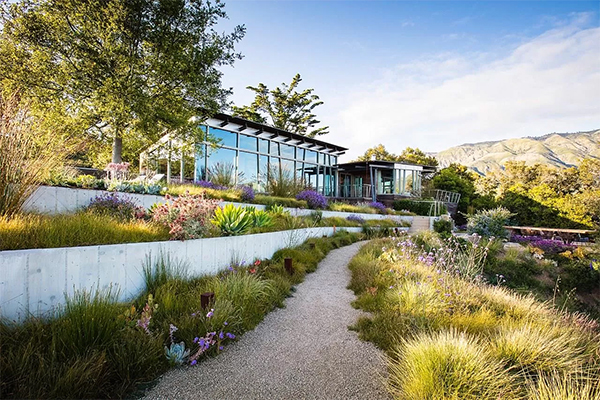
xmin=143 ymin=241 xmax=389 ymax=400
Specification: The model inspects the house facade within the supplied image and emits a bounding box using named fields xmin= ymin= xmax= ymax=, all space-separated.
xmin=146 ymin=113 xmax=434 ymax=202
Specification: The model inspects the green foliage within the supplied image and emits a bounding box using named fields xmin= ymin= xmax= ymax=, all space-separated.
xmin=432 ymin=163 xmax=477 ymax=221
xmin=433 ymin=218 xmax=453 ymax=235
xmin=231 ymin=73 xmax=329 ymax=138
xmin=478 ymin=160 xmax=600 ymax=228
xmin=393 ymin=199 xmax=437 ymax=216
xmin=1 ymin=0 xmax=245 ymax=164
xmin=466 ymin=207 xmax=514 ymax=239
xmin=249 ymin=209 xmax=273 ymax=228
xmin=257 ymin=195 xmax=307 ymax=209
xmin=211 ymin=203 xmax=254 ymax=236
xmin=0 ymin=212 xmax=169 ymax=250
xmin=355 ymin=144 xmax=438 ymax=166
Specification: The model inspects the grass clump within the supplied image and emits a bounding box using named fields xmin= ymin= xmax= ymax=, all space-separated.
xmin=390 ymin=329 xmax=517 ymax=400
xmin=0 ymin=212 xmax=170 ymax=250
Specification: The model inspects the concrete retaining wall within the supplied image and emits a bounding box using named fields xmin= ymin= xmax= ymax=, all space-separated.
xmin=0 ymin=227 xmax=362 ymax=322
xmin=23 ymin=186 xmax=414 ymax=224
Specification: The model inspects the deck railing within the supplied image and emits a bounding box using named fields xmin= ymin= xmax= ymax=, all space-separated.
xmin=338 ymin=184 xmax=372 ymax=199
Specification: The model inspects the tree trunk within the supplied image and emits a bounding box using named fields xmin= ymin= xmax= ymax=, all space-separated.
xmin=112 ymin=135 xmax=123 ymax=164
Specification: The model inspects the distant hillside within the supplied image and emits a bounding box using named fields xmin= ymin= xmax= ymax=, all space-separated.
xmin=434 ymin=130 xmax=600 ymax=175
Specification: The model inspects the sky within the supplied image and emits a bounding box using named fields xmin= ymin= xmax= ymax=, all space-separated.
xmin=217 ymin=1 xmax=600 ymax=161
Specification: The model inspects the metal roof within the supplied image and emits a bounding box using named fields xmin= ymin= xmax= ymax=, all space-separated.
xmin=209 ymin=113 xmax=348 ymax=155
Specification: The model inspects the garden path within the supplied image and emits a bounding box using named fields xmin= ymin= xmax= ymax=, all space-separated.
xmin=143 ymin=241 xmax=390 ymax=400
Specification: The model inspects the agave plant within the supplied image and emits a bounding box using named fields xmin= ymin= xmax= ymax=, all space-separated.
xmin=251 ymin=210 xmax=273 ymax=228
xmin=266 ymin=204 xmax=286 ymax=216
xmin=211 ymin=203 xmax=254 ymax=236
xmin=164 ymin=341 xmax=190 ymax=366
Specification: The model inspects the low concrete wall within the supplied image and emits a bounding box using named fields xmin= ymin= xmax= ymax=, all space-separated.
xmin=0 ymin=227 xmax=361 ymax=322
xmin=23 ymin=186 xmax=413 ymax=224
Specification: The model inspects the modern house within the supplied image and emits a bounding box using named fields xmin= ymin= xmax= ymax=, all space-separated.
xmin=141 ymin=113 xmax=436 ymax=203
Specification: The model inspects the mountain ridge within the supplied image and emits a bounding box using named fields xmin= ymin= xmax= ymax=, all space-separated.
xmin=433 ymin=129 xmax=600 ymax=175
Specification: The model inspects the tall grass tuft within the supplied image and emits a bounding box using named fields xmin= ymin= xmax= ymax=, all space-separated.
xmin=390 ymin=329 xmax=518 ymax=400
xmin=492 ymin=322 xmax=590 ymax=374
xmin=0 ymin=91 xmax=66 ymax=218
xmin=142 ymin=252 xmax=188 ymax=296
xmin=527 ymin=371 xmax=600 ymax=400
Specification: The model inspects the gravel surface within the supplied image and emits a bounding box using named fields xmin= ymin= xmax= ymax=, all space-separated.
xmin=143 ymin=241 xmax=390 ymax=400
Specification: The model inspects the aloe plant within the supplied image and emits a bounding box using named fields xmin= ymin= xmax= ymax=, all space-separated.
xmin=211 ymin=203 xmax=254 ymax=236
xmin=251 ymin=210 xmax=273 ymax=228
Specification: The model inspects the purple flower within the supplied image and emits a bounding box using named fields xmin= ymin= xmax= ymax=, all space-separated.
xmin=193 ymin=337 xmax=199 ymax=343
xmin=226 ymin=332 xmax=236 ymax=339
xmin=191 ymin=360 xmax=197 ymax=366
xmin=239 ymin=185 xmax=255 ymax=202
xmin=219 ymin=331 xmax=224 ymax=339
xmin=369 ymin=201 xmax=387 ymax=213
xmin=219 ymin=346 xmax=224 ymax=350
xmin=206 ymin=308 xmax=214 ymax=318
xmin=198 ymin=339 xmax=205 ymax=347
xmin=347 ymin=214 xmax=365 ymax=224
xmin=296 ymin=190 xmax=328 ymax=209
xmin=223 ymin=321 xmax=228 ymax=326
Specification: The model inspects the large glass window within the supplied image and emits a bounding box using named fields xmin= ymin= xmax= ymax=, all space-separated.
xmin=303 ymin=164 xmax=318 ymax=189
xmin=210 ymin=127 xmax=237 ymax=148
xmin=259 ymin=139 xmax=269 ymax=154
xmin=297 ymin=147 xmax=305 ymax=161
xmin=238 ymin=151 xmax=258 ymax=186
xmin=280 ymin=143 xmax=295 ymax=159
xmin=306 ymin=149 xmax=318 ymax=164
xmin=206 ymin=147 xmax=236 ymax=182
xmin=239 ymin=134 xmax=258 ymax=152
xmin=270 ymin=142 xmax=280 ymax=156
xmin=257 ymin=155 xmax=269 ymax=192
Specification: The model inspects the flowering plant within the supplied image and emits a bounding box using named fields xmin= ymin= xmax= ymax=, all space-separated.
xmin=240 ymin=185 xmax=255 ymax=202
xmin=86 ymin=192 xmax=145 ymax=220
xmin=194 ymin=180 xmax=227 ymax=191
xmin=346 ymin=214 xmax=365 ymax=224
xmin=296 ymin=190 xmax=328 ymax=209
xmin=369 ymin=201 xmax=387 ymax=214
xmin=511 ymin=235 xmax=574 ymax=255
xmin=189 ymin=309 xmax=236 ymax=366
xmin=152 ymin=192 xmax=220 ymax=240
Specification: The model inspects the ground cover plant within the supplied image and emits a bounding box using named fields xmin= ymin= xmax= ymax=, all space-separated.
xmin=348 ymin=233 xmax=600 ymax=400
xmin=0 ymin=232 xmax=362 ymax=399
xmin=0 ymin=212 xmax=170 ymax=250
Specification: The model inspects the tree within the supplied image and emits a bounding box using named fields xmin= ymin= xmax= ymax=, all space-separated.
xmin=355 ymin=144 xmax=438 ymax=166
xmin=355 ymin=144 xmax=399 ymax=161
xmin=398 ymin=147 xmax=438 ymax=167
xmin=0 ymin=0 xmax=245 ymax=164
xmin=231 ymin=73 xmax=329 ymax=137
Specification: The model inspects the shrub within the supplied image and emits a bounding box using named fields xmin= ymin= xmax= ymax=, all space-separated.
xmin=86 ymin=192 xmax=145 ymax=220
xmin=467 ymin=207 xmax=514 ymax=239
xmin=152 ymin=193 xmax=219 ymax=240
xmin=308 ymin=210 xmax=323 ymax=224
xmin=254 ymin=195 xmax=307 ymax=209
xmin=511 ymin=235 xmax=574 ymax=255
xmin=194 ymin=179 xmax=227 ymax=190
xmin=392 ymin=199 xmax=433 ymax=216
xmin=73 ymin=174 xmax=106 ymax=189
xmin=108 ymin=180 xmax=164 ymax=195
xmin=433 ymin=218 xmax=453 ymax=235
xmin=211 ymin=203 xmax=254 ymax=236
xmin=296 ymin=190 xmax=328 ymax=209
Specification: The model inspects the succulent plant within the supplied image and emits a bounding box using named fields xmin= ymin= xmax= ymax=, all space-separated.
xmin=211 ymin=203 xmax=254 ymax=235
xmin=164 ymin=341 xmax=190 ymax=366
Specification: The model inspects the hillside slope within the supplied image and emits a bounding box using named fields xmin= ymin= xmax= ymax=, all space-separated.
xmin=435 ymin=130 xmax=600 ymax=174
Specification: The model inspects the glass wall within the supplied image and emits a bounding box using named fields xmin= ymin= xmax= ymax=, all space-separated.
xmin=195 ymin=125 xmax=339 ymax=195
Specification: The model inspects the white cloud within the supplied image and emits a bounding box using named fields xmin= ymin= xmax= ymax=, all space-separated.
xmin=329 ymin=21 xmax=600 ymax=161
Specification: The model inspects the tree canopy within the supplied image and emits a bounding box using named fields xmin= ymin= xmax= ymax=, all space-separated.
xmin=0 ymin=0 xmax=245 ymax=164
xmin=355 ymin=144 xmax=438 ymax=166
xmin=231 ymin=73 xmax=329 ymax=137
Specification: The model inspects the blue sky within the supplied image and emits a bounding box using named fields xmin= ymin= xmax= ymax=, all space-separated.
xmin=218 ymin=1 xmax=600 ymax=160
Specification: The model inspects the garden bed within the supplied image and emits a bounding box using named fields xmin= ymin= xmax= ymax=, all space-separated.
xmin=0 ymin=232 xmax=362 ymax=399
